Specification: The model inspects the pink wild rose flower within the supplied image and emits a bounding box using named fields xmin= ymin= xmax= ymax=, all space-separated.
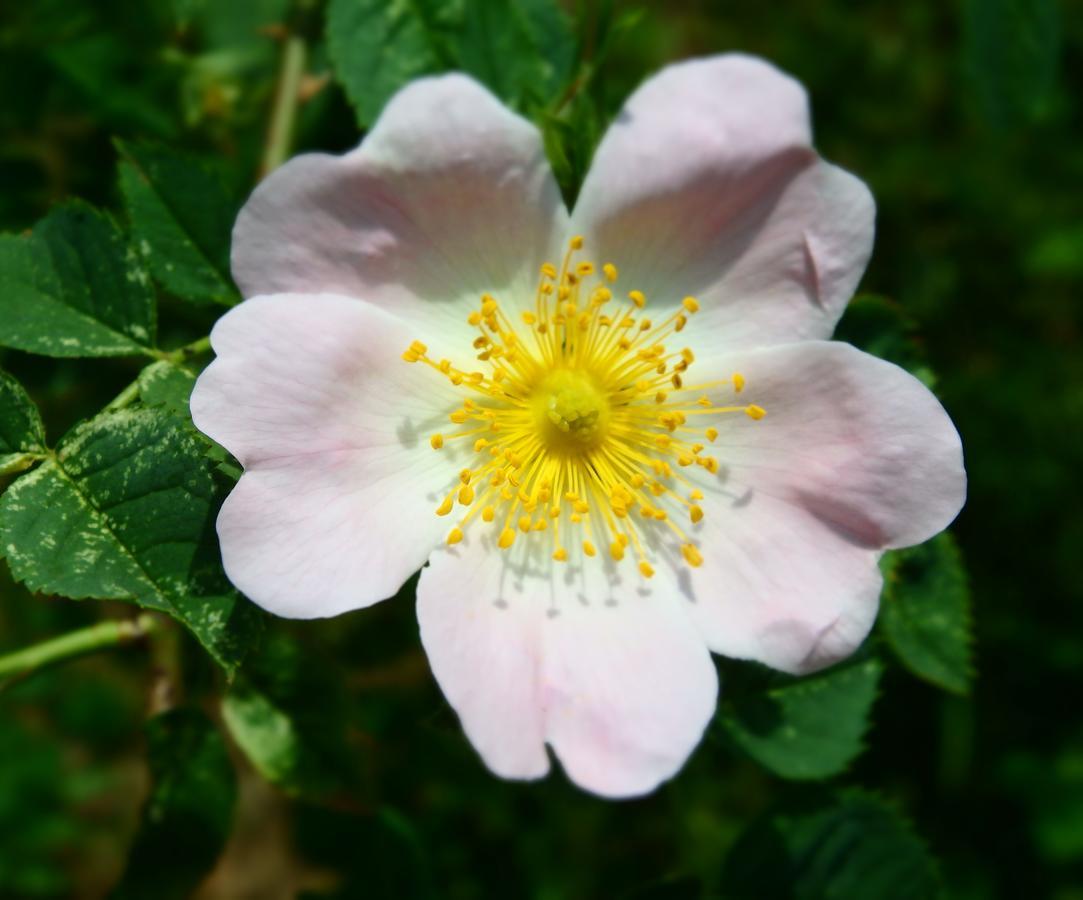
xmin=190 ymin=55 xmax=966 ymax=798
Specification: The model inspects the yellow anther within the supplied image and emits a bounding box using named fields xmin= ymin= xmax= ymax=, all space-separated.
xmin=534 ymin=519 xmax=547 ymax=531
xmin=518 ymin=515 xmax=532 ymax=533
xmin=630 ymin=473 xmax=646 ymax=488
xmin=655 ymin=392 xmax=668 ymax=404
xmin=682 ymin=296 xmax=700 ymax=313
xmin=610 ymin=541 xmax=625 ymax=561
xmin=436 ymin=495 xmax=454 ymax=517
xmin=459 ymin=469 xmax=472 ymax=483
xmin=603 ymin=263 xmax=618 ymax=282
xmin=745 ymin=404 xmax=766 ymax=420
xmin=638 ymin=561 xmax=655 ymax=578
xmin=498 ymin=528 xmax=516 ymax=549
xmin=541 ymin=262 xmax=557 ymax=279
xmin=703 ymin=456 xmax=720 ymax=474
xmin=690 ymin=505 xmax=704 ymax=523
xmin=681 ymin=348 xmax=695 ymax=364
xmin=678 ymin=454 xmax=694 ymax=467
xmin=458 ymin=484 xmax=475 ymax=506
xmin=473 ymin=438 xmax=488 ymax=452
xmin=482 ymin=506 xmax=495 ymax=523
xmin=733 ymin=372 xmax=745 ymax=393
xmin=675 ymin=314 xmax=687 ymax=332
xmin=570 ymin=235 xmax=584 ymax=250
xmin=583 ymin=540 xmax=597 ymax=557
xmin=628 ymin=290 xmax=646 ymax=309
xmin=522 ymin=311 xmax=536 ymax=325
xmin=639 ymin=319 xmax=652 ymax=332
xmin=401 ymin=349 xmax=420 ymax=362
xmin=689 ymin=489 xmax=704 ymax=501
xmin=430 ymin=434 xmax=444 ymax=450
xmin=576 ymin=261 xmax=595 ymax=276
xmin=447 ymin=527 xmax=464 ymax=545
xmin=553 ymin=547 xmax=568 ymax=562
xmin=481 ymin=295 xmax=498 ymax=317
xmin=705 ymin=427 xmax=718 ymax=442
xmin=697 ymin=396 xmax=711 ymax=407
xmin=450 ymin=410 xmax=469 ymax=424
xmin=682 ymin=544 xmax=704 ymax=567
xmin=468 ymin=372 xmax=484 ymax=384
xmin=573 ymin=500 xmax=590 ymax=515
xmin=467 ymin=311 xmax=482 ymax=326
xmin=438 ymin=359 xmax=451 ymax=373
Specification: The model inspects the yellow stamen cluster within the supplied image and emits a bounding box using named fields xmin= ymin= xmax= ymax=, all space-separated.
xmin=402 ymin=237 xmax=765 ymax=577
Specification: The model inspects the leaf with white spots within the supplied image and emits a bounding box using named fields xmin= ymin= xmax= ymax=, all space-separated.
xmin=0 ymin=407 xmax=260 ymax=673
xmin=717 ymin=657 xmax=883 ymax=780
xmin=880 ymin=532 xmax=974 ymax=695
xmin=117 ymin=140 xmax=239 ymax=306
xmin=0 ymin=369 xmax=47 ymax=477
xmin=137 ymin=359 xmax=198 ymax=415
xmin=0 ymin=201 xmax=157 ymax=357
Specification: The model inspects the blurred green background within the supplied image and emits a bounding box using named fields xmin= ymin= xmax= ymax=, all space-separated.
xmin=1 ymin=0 xmax=1080 ymax=898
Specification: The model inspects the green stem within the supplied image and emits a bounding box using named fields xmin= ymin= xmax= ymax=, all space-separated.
xmin=261 ymin=32 xmax=307 ymax=176
xmin=166 ymin=335 xmax=212 ymax=363
xmin=106 ymin=379 xmax=142 ymax=411
xmin=0 ymin=614 xmax=157 ymax=683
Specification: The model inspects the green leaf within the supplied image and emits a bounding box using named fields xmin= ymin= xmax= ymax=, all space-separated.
xmin=326 ymin=0 xmax=573 ymax=125
xmin=117 ymin=140 xmax=238 ymax=306
xmin=0 ymin=407 xmax=260 ymax=673
xmin=0 ymin=202 xmax=156 ymax=357
xmin=717 ymin=658 xmax=883 ymax=779
xmin=222 ymin=633 xmax=360 ymax=799
xmin=720 ymin=790 xmax=943 ymax=900
xmin=880 ymin=533 xmax=974 ymax=695
xmin=137 ymin=360 xmax=198 ymax=415
xmin=0 ymin=369 xmax=46 ymax=477
xmin=110 ymin=709 xmax=236 ymax=900
xmin=454 ymin=0 xmax=574 ymax=112
xmin=326 ymin=0 xmax=455 ymax=127
xmin=964 ymin=0 xmax=1060 ymax=126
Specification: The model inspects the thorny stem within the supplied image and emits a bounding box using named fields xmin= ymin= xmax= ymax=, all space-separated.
xmin=261 ymin=31 xmax=307 ymax=176
xmin=0 ymin=613 xmax=158 ymax=685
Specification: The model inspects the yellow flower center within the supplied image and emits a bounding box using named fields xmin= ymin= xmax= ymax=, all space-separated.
xmin=532 ymin=368 xmax=610 ymax=452
xmin=401 ymin=236 xmax=766 ymax=577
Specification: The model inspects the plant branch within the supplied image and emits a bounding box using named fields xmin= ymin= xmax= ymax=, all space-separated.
xmin=261 ymin=31 xmax=307 ymax=176
xmin=0 ymin=613 xmax=157 ymax=685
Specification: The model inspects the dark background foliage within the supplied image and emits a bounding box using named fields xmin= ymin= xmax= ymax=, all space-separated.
xmin=0 ymin=0 xmax=1079 ymax=898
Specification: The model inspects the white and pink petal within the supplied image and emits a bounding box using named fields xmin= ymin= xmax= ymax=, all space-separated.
xmin=232 ymin=74 xmax=569 ymax=340
xmin=191 ymin=294 xmax=466 ymax=618
xmin=677 ymin=340 xmax=965 ymax=673
xmin=417 ymin=537 xmax=718 ymax=798
xmin=571 ymin=54 xmax=874 ymax=348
